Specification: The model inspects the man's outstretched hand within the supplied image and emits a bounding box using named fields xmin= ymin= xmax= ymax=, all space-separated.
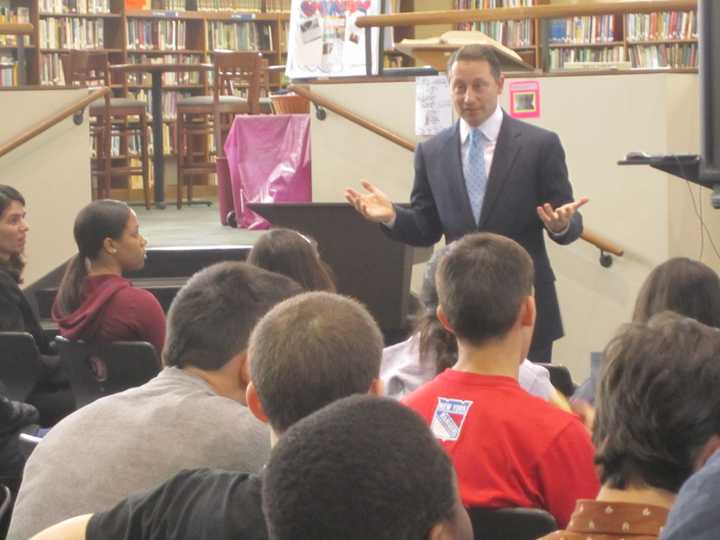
xmin=345 ymin=180 xmax=397 ymax=225
xmin=537 ymin=197 xmax=589 ymax=234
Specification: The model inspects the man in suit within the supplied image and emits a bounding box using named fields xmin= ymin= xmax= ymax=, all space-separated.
xmin=346 ymin=44 xmax=587 ymax=362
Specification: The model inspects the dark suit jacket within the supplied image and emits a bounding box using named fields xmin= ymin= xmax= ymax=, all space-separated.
xmin=385 ymin=113 xmax=582 ymax=345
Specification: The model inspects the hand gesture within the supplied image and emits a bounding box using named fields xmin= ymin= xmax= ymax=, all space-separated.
xmin=345 ymin=180 xmax=396 ymax=224
xmin=537 ymin=197 xmax=589 ymax=235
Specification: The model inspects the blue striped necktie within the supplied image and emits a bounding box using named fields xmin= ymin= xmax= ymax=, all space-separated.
xmin=464 ymin=127 xmax=487 ymax=225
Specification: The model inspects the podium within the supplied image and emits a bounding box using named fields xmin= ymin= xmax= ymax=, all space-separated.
xmin=249 ymin=203 xmax=431 ymax=334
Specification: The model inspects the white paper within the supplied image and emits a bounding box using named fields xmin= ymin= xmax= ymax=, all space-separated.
xmin=415 ymin=75 xmax=453 ymax=137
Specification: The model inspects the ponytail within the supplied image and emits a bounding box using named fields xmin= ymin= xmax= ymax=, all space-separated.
xmin=417 ymin=310 xmax=458 ymax=375
xmin=53 ymin=254 xmax=88 ymax=318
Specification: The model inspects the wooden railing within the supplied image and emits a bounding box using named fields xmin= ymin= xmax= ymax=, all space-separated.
xmin=290 ymin=83 xmax=624 ymax=262
xmin=0 ymin=87 xmax=110 ymax=160
xmin=356 ymin=0 xmax=697 ymax=28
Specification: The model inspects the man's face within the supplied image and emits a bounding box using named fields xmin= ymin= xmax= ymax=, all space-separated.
xmin=449 ymin=59 xmax=504 ymax=128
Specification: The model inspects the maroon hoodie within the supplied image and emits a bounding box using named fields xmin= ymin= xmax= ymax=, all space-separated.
xmin=53 ymin=274 xmax=166 ymax=354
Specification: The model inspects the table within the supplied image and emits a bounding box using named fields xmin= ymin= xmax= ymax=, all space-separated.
xmin=110 ymin=63 xmax=213 ymax=208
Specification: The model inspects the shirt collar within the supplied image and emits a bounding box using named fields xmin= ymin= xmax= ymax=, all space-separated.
xmin=460 ymin=104 xmax=503 ymax=144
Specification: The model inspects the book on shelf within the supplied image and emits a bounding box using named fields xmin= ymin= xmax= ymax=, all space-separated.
xmin=150 ymin=0 xmax=186 ymax=11
xmin=39 ymin=0 xmax=110 ymax=14
xmin=207 ymin=20 xmax=272 ymax=51
xmin=265 ymin=0 xmax=289 ymax=12
xmin=196 ymin=0 xmax=261 ymax=11
xmin=126 ymin=19 xmax=187 ymax=50
xmin=40 ymin=52 xmax=66 ymax=84
xmin=549 ymin=46 xmax=626 ymax=70
xmin=126 ymin=52 xmax=202 ymax=84
xmin=0 ymin=55 xmax=17 ymax=87
xmin=626 ymin=10 xmax=697 ymax=42
xmin=548 ymin=15 xmax=621 ymax=44
xmin=455 ymin=0 xmax=535 ymax=32
xmin=0 ymin=5 xmax=31 ymax=46
xmin=40 ymin=17 xmax=105 ymax=49
xmin=473 ymin=20 xmax=534 ymax=48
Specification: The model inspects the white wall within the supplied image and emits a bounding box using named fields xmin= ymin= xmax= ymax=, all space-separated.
xmin=310 ymin=73 xmax=710 ymax=382
xmin=0 ymin=89 xmax=92 ymax=285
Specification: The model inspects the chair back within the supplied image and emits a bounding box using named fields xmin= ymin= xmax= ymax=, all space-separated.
xmin=55 ymin=336 xmax=160 ymax=409
xmin=0 ymin=332 xmax=43 ymax=402
xmin=60 ymin=50 xmax=111 ymax=88
xmin=537 ymin=363 xmax=576 ymax=398
xmin=468 ymin=507 xmax=558 ymax=540
xmin=0 ymin=484 xmax=12 ymax=537
xmin=213 ymin=51 xmax=263 ymax=114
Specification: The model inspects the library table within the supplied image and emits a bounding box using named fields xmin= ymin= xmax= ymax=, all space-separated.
xmin=110 ymin=63 xmax=213 ymax=209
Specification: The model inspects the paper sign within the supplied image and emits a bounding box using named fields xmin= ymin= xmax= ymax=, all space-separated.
xmin=286 ymin=0 xmax=382 ymax=79
xmin=415 ymin=75 xmax=453 ymax=137
xmin=509 ymin=80 xmax=541 ymax=119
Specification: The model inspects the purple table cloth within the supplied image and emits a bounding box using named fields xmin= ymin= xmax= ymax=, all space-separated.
xmin=222 ymin=113 xmax=311 ymax=229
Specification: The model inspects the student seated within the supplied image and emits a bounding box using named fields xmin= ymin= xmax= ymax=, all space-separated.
xmin=247 ymin=227 xmax=336 ymax=292
xmin=403 ymin=233 xmax=599 ymax=527
xmin=381 ymin=244 xmax=555 ymax=402
xmin=29 ymin=291 xmax=387 ymax=540
xmin=573 ymin=256 xmax=720 ymax=405
xmin=0 ymin=185 xmax=73 ymax=426
xmin=543 ymin=312 xmax=720 ymax=539
xmin=8 ymin=262 xmax=301 ymax=540
xmin=264 ymin=395 xmax=473 ymax=540
xmin=52 ymin=200 xmax=166 ymax=354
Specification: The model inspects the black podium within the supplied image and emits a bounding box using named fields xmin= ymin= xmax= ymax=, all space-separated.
xmin=249 ymin=203 xmax=431 ymax=335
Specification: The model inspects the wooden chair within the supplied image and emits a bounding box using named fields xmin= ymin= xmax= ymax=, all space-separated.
xmin=55 ymin=336 xmax=160 ymax=410
xmin=0 ymin=332 xmax=44 ymax=403
xmin=467 ymin=507 xmax=558 ymax=540
xmin=61 ymin=50 xmax=151 ymax=209
xmin=175 ymin=51 xmax=264 ymax=209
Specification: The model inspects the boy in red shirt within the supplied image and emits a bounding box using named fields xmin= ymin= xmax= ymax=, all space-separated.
xmin=403 ymin=232 xmax=599 ymax=528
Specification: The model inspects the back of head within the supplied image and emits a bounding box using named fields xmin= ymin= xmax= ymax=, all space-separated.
xmin=594 ymin=311 xmax=720 ymax=493
xmin=163 ymin=261 xmax=303 ymax=370
xmin=54 ymin=199 xmax=131 ymax=316
xmin=437 ymin=232 xmax=534 ymax=344
xmin=247 ymin=228 xmax=336 ymax=292
xmin=263 ymin=395 xmax=465 ymax=540
xmin=633 ymin=257 xmax=720 ymax=328
xmin=0 ymin=185 xmax=26 ymax=281
xmin=249 ymin=291 xmax=383 ymax=433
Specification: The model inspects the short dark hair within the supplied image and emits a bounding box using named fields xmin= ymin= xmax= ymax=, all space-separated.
xmin=594 ymin=311 xmax=720 ymax=493
xmin=447 ymin=44 xmax=502 ymax=81
xmin=249 ymin=291 xmax=383 ymax=433
xmin=263 ymin=395 xmax=458 ymax=540
xmin=437 ymin=233 xmax=534 ymax=345
xmin=633 ymin=257 xmax=720 ymax=328
xmin=247 ymin=228 xmax=336 ymax=292
xmin=163 ymin=262 xmax=303 ymax=370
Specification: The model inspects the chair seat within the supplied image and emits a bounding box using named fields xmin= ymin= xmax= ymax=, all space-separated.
xmin=89 ymin=97 xmax=147 ymax=115
xmin=177 ymin=95 xmax=248 ymax=107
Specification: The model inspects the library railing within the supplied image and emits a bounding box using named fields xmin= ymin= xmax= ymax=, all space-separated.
xmin=289 ymin=83 xmax=624 ymax=266
xmin=0 ymin=86 xmax=110 ymax=160
xmin=355 ymin=0 xmax=697 ymax=75
xmin=0 ymin=23 xmax=33 ymax=85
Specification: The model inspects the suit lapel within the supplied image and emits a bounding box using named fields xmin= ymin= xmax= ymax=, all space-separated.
xmin=478 ymin=113 xmax=521 ymax=228
xmin=444 ymin=122 xmax=477 ymax=230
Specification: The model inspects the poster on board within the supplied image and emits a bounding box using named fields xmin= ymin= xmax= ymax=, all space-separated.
xmin=285 ymin=0 xmax=383 ymax=79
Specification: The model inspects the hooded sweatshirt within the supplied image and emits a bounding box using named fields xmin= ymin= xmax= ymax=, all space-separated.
xmin=53 ymin=275 xmax=166 ymax=355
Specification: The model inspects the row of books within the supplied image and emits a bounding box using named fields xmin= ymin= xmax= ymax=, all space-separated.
xmin=0 ymin=6 xmax=31 ymax=46
xmin=548 ymin=15 xmax=621 ymax=44
xmin=196 ymin=0 xmax=261 ymax=11
xmin=472 ymin=20 xmax=534 ymax=48
xmin=40 ymin=52 xmax=65 ymax=84
xmin=127 ymin=19 xmax=187 ymax=50
xmin=126 ymin=53 xmax=202 ymax=84
xmin=0 ymin=56 xmax=17 ymax=87
xmin=39 ymin=0 xmax=109 ymax=14
xmin=207 ymin=20 xmax=272 ymax=51
xmin=454 ymin=0 xmax=534 ymax=7
xmin=264 ymin=0 xmax=289 ymax=12
xmin=129 ymin=88 xmax=193 ymax=119
xmin=39 ymin=17 xmax=105 ymax=49
xmin=626 ymin=11 xmax=697 ymax=42
xmin=628 ymin=43 xmax=697 ymax=68
xmin=548 ymin=45 xmax=625 ymax=70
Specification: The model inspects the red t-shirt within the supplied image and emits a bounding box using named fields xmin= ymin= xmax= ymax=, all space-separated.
xmin=402 ymin=369 xmax=599 ymax=528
